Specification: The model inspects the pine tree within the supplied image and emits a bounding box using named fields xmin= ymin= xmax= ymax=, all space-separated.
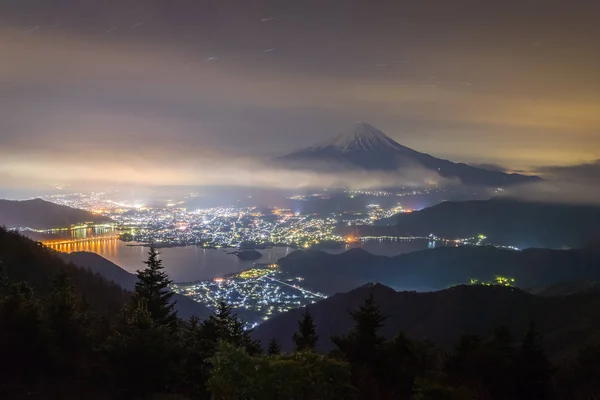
xmin=0 ymin=260 xmax=8 ymax=290
xmin=569 ymin=343 xmax=600 ymax=399
xmin=105 ymin=302 xmax=175 ymax=399
xmin=268 ymin=338 xmax=282 ymax=355
xmin=445 ymin=334 xmax=488 ymax=398
xmin=180 ymin=315 xmax=205 ymax=398
xmin=515 ymin=322 xmax=552 ymax=400
xmin=332 ymin=292 xmax=387 ymax=359
xmin=331 ymin=291 xmax=388 ymax=399
xmin=46 ymin=270 xmax=92 ymax=385
xmin=187 ymin=301 xmax=260 ymax=399
xmin=133 ymin=246 xmax=177 ymax=327
xmin=292 ymin=308 xmax=318 ymax=351
xmin=0 ymin=281 xmax=49 ymax=392
xmin=200 ymin=301 xmax=260 ymax=354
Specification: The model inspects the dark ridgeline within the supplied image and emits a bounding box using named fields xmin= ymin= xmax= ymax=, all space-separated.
xmin=0 ymin=198 xmax=112 ymax=229
xmin=2 ymin=227 xmax=600 ymax=399
xmin=280 ymin=123 xmax=541 ymax=187
xmin=344 ymin=197 xmax=600 ymax=249
xmin=253 ymin=283 xmax=600 ymax=358
xmin=277 ymin=245 xmax=600 ymax=295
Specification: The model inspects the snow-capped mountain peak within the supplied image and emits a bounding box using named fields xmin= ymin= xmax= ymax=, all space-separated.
xmin=279 ymin=122 xmax=541 ymax=187
xmin=310 ymin=122 xmax=408 ymax=153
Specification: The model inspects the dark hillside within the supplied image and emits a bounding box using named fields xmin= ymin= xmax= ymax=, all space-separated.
xmin=0 ymin=227 xmax=127 ymax=312
xmin=343 ymin=198 xmax=600 ymax=248
xmin=0 ymin=198 xmax=111 ymax=229
xmin=254 ymin=283 xmax=600 ymax=358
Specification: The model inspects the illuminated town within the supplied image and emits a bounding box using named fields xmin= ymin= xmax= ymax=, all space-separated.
xmin=28 ymin=192 xmax=519 ymax=325
xmin=172 ymin=263 xmax=327 ymax=327
xmin=36 ymin=191 xmax=416 ymax=249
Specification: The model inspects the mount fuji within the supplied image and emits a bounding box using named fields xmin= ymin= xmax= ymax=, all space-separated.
xmin=279 ymin=123 xmax=541 ymax=187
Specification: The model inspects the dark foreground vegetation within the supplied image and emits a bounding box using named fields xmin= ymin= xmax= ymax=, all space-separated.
xmin=1 ymin=227 xmax=599 ymax=399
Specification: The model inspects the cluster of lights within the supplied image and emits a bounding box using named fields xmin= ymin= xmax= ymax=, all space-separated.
xmin=345 ymin=188 xmax=444 ymax=197
xmin=105 ymin=205 xmax=346 ymax=249
xmin=469 ymin=276 xmax=516 ymax=287
xmin=171 ymin=264 xmax=326 ymax=326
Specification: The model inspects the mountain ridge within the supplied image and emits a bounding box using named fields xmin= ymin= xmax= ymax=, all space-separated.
xmin=344 ymin=197 xmax=600 ymax=248
xmin=280 ymin=123 xmax=541 ymax=187
xmin=0 ymin=198 xmax=111 ymax=230
xmin=252 ymin=283 xmax=600 ymax=357
xmin=276 ymin=245 xmax=600 ymax=295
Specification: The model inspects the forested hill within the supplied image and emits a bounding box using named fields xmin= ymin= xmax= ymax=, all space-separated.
xmin=0 ymin=198 xmax=111 ymax=229
xmin=0 ymin=228 xmax=210 ymax=319
xmin=277 ymin=246 xmax=600 ymax=294
xmin=2 ymin=226 xmax=600 ymax=398
xmin=253 ymin=283 xmax=600 ymax=358
xmin=0 ymin=227 xmax=127 ymax=312
xmin=341 ymin=198 xmax=600 ymax=248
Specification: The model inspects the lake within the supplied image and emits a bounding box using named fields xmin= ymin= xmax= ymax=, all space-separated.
xmin=49 ymin=235 xmax=441 ymax=283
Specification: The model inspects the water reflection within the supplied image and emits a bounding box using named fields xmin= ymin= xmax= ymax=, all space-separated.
xmin=44 ymin=229 xmax=436 ymax=282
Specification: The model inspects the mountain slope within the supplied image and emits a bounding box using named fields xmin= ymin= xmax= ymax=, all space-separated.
xmin=253 ymin=284 xmax=600 ymax=357
xmin=276 ymin=246 xmax=600 ymax=295
xmin=0 ymin=227 xmax=127 ymax=312
xmin=530 ymin=281 xmax=600 ymax=297
xmin=0 ymin=198 xmax=111 ymax=229
xmin=61 ymin=251 xmax=212 ymax=320
xmin=0 ymin=228 xmax=211 ymax=319
xmin=345 ymin=197 xmax=600 ymax=248
xmin=280 ymin=123 xmax=540 ymax=187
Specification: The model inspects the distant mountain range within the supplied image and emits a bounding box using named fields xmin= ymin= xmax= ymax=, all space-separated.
xmin=531 ymin=281 xmax=600 ymax=297
xmin=276 ymin=246 xmax=600 ymax=295
xmin=280 ymin=123 xmax=541 ymax=187
xmin=253 ymin=283 xmax=600 ymax=357
xmin=343 ymin=197 xmax=600 ymax=248
xmin=61 ymin=251 xmax=212 ymax=320
xmin=0 ymin=198 xmax=111 ymax=229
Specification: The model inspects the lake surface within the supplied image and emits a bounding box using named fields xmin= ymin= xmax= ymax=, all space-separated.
xmin=51 ymin=236 xmax=441 ymax=283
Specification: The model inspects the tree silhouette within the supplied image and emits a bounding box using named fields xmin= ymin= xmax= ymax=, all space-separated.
xmin=293 ymin=308 xmax=319 ymax=351
xmin=105 ymin=302 xmax=175 ymax=399
xmin=331 ymin=291 xmax=388 ymax=399
xmin=187 ymin=301 xmax=261 ymax=398
xmin=180 ymin=315 xmax=206 ymax=398
xmin=0 ymin=281 xmax=49 ymax=394
xmin=200 ymin=301 xmax=260 ymax=353
xmin=133 ymin=246 xmax=177 ymax=327
xmin=46 ymin=270 xmax=92 ymax=388
xmin=514 ymin=322 xmax=552 ymax=399
xmin=0 ymin=260 xmax=8 ymax=290
xmin=268 ymin=338 xmax=282 ymax=355
xmin=332 ymin=291 xmax=387 ymax=360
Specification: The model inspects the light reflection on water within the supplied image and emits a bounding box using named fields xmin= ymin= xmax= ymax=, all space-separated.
xmin=49 ymin=231 xmax=436 ymax=282
xmin=53 ymin=238 xmax=294 ymax=283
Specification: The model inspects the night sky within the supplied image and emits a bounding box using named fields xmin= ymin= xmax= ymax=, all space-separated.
xmin=1 ymin=0 xmax=599 ymax=191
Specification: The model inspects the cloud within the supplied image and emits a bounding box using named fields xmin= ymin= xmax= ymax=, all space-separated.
xmin=469 ymin=163 xmax=507 ymax=173
xmin=536 ymin=160 xmax=600 ymax=183
xmin=502 ymin=179 xmax=600 ymax=205
xmin=1 ymin=0 xmax=600 ymax=198
xmin=0 ymin=140 xmax=454 ymax=191
xmin=1 ymin=26 xmax=599 ymax=174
